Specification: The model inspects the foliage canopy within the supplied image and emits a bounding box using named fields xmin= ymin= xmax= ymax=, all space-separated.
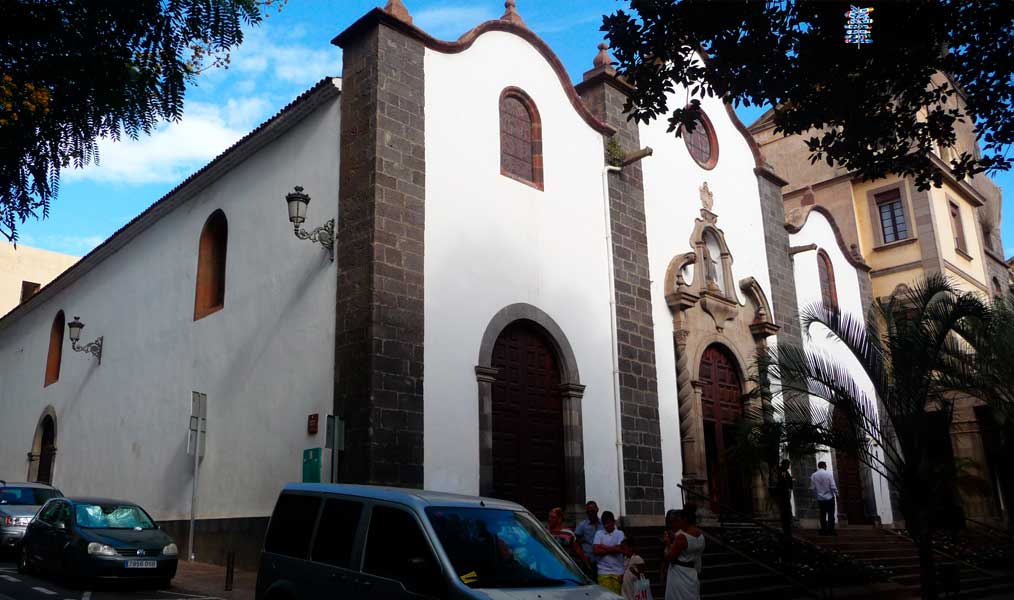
xmin=0 ymin=0 xmax=279 ymax=242
xmin=603 ymin=1 xmax=1014 ymax=191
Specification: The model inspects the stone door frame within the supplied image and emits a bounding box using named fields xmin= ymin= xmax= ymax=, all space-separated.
xmin=475 ymin=303 xmax=586 ymax=517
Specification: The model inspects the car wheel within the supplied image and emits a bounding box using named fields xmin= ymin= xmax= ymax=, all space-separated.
xmin=16 ymin=544 xmax=33 ymax=575
xmin=157 ymin=577 xmax=172 ymax=590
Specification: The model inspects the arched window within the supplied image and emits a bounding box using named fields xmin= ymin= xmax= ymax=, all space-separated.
xmin=499 ymin=87 xmax=543 ymax=190
xmin=194 ymin=210 xmax=228 ymax=321
xmin=703 ymin=230 xmax=726 ymax=295
xmin=818 ymin=250 xmax=838 ymax=308
xmin=992 ymin=277 xmax=1004 ymax=300
xmin=44 ymin=311 xmax=64 ymax=387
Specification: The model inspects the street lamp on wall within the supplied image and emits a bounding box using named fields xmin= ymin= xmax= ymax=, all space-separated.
xmin=67 ymin=316 xmax=103 ymax=365
xmin=285 ymin=186 xmax=335 ymax=261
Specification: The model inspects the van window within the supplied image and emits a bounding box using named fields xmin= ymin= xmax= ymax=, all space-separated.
xmin=264 ymin=493 xmax=321 ymax=559
xmin=311 ymin=498 xmax=363 ymax=568
xmin=363 ymin=505 xmax=444 ymax=597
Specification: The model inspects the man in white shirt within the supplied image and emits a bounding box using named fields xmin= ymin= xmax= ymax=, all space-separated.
xmin=592 ymin=511 xmax=630 ymax=594
xmin=811 ymin=461 xmax=839 ymax=535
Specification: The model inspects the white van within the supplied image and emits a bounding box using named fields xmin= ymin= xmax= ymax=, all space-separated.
xmin=255 ymin=483 xmax=619 ymax=599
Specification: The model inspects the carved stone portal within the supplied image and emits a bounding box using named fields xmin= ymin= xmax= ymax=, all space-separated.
xmin=664 ymin=204 xmax=779 ymax=516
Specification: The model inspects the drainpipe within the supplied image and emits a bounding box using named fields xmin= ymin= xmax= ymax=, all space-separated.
xmin=600 ymin=147 xmax=652 ymax=518
xmin=602 ymin=164 xmax=625 ymax=517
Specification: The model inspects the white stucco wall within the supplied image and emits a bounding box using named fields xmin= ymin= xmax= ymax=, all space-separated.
xmin=789 ymin=210 xmax=894 ymax=524
xmin=423 ymin=31 xmax=622 ymax=513
xmin=0 ymin=93 xmax=341 ymax=523
xmin=640 ymin=92 xmax=776 ymax=511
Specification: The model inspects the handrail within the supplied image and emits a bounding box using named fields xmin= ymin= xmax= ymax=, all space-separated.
xmin=676 ymin=483 xmax=787 ymax=538
xmin=964 ymin=517 xmax=1013 ymax=542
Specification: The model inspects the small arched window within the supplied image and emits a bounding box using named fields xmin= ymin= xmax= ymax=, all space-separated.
xmin=499 ymin=87 xmax=543 ymax=190
xmin=992 ymin=277 xmax=1004 ymax=300
xmin=194 ymin=210 xmax=228 ymax=321
xmin=818 ymin=250 xmax=838 ymax=308
xmin=44 ymin=311 xmax=65 ymax=387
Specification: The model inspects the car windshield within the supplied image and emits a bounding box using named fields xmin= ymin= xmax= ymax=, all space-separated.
xmin=0 ymin=487 xmax=62 ymax=506
xmin=425 ymin=507 xmax=590 ymax=589
xmin=75 ymin=504 xmax=155 ymax=530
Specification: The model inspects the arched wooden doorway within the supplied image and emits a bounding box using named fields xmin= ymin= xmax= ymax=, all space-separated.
xmin=35 ymin=415 xmax=56 ymax=484
xmin=699 ymin=344 xmax=752 ymax=514
xmin=491 ymin=321 xmax=566 ymax=518
xmin=832 ymin=408 xmax=870 ymax=524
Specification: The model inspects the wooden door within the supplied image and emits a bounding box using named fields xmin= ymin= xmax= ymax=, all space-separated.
xmin=37 ymin=416 xmax=55 ymax=485
xmin=491 ymin=322 xmax=565 ymax=518
xmin=832 ymin=409 xmax=870 ymax=524
xmin=699 ymin=345 xmax=751 ymax=514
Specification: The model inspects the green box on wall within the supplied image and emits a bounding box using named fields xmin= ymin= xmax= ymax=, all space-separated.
xmin=302 ymin=447 xmax=322 ymax=483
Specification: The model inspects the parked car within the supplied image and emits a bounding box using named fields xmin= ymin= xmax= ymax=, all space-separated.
xmin=255 ymin=483 xmax=619 ymax=600
xmin=0 ymin=481 xmax=63 ymax=555
xmin=17 ymin=497 xmax=178 ymax=587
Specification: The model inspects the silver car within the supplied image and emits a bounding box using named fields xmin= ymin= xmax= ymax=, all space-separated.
xmin=0 ymin=481 xmax=63 ymax=554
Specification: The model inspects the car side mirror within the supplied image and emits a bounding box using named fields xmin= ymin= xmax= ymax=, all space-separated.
xmin=54 ymin=521 xmax=66 ymax=530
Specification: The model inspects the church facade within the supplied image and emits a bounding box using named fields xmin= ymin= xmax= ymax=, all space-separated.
xmin=0 ymin=2 xmax=899 ymax=564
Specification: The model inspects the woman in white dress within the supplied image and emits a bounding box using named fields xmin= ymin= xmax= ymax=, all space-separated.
xmin=663 ymin=504 xmax=705 ymax=600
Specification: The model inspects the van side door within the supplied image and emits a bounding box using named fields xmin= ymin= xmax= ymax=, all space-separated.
xmin=304 ymin=497 xmax=366 ymax=596
xmin=358 ymin=504 xmax=448 ymax=600
xmin=259 ymin=493 xmax=323 ymax=599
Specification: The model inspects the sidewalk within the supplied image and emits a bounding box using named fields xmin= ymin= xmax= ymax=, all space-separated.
xmin=171 ymin=559 xmax=257 ymax=600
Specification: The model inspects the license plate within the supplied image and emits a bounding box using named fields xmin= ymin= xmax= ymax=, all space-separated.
xmin=125 ymin=560 xmax=157 ymax=569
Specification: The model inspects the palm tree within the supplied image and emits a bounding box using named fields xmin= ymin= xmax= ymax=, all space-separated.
xmin=757 ymin=275 xmax=987 ymax=600
xmin=963 ymin=292 xmax=1014 ymax=532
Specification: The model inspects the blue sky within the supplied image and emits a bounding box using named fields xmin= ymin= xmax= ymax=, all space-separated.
xmin=13 ymin=0 xmax=1014 ymax=259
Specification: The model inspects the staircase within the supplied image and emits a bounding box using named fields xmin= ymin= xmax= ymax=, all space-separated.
xmin=796 ymin=526 xmax=1014 ymax=598
xmin=625 ymin=526 xmax=810 ymax=599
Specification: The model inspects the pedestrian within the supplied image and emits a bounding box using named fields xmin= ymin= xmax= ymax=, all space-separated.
xmin=548 ymin=507 xmax=592 ymax=572
xmin=593 ymin=510 xmax=631 ymax=594
xmin=659 ymin=509 xmax=680 ymax=588
xmin=621 ymin=554 xmax=653 ymax=600
xmin=811 ymin=461 xmax=838 ymax=535
xmin=775 ymin=459 xmax=794 ymax=557
xmin=663 ymin=504 xmax=705 ymax=600
xmin=575 ymin=500 xmax=604 ymax=577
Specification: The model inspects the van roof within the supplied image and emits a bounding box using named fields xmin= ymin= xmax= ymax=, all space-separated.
xmin=281 ymin=483 xmax=526 ymax=512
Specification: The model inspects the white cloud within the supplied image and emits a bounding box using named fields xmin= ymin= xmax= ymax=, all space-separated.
xmin=414 ymin=5 xmax=497 ymax=39
xmin=18 ymin=233 xmax=103 ymax=255
xmin=64 ymin=98 xmax=268 ymax=185
xmin=229 ymin=27 xmax=337 ymax=85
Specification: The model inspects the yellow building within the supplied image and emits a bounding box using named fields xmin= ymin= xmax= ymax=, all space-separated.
xmin=749 ymin=79 xmax=1009 ymax=527
xmin=0 ymin=243 xmax=78 ymax=317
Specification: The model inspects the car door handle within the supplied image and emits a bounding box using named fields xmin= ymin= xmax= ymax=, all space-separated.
xmin=330 ymin=572 xmax=349 ymax=582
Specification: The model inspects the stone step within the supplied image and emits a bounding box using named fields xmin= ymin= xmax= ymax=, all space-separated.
xmin=701 ymin=583 xmax=807 ymax=599
xmin=700 ymin=573 xmax=790 ymax=596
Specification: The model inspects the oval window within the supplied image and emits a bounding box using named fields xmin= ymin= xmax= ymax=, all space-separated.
xmin=682 ymin=110 xmax=718 ymax=170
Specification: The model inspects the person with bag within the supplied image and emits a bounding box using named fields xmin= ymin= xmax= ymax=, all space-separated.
xmin=621 ymin=554 xmax=653 ymax=600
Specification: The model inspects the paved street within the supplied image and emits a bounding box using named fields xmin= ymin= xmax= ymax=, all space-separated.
xmin=0 ymin=560 xmax=224 ymax=600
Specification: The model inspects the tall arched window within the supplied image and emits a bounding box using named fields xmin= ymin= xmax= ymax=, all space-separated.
xmin=194 ymin=210 xmax=228 ymax=321
xmin=992 ymin=277 xmax=1004 ymax=301
xmin=44 ymin=311 xmax=65 ymax=387
xmin=818 ymin=250 xmax=838 ymax=308
xmin=499 ymin=87 xmax=543 ymax=190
